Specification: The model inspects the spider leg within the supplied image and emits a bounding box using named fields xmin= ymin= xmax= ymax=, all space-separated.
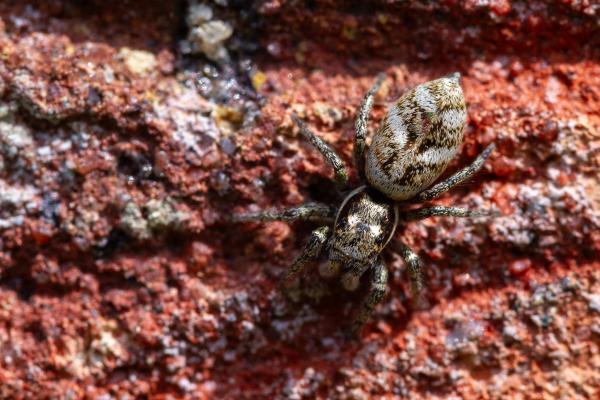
xmin=352 ymin=259 xmax=388 ymax=335
xmin=280 ymin=226 xmax=330 ymax=285
xmin=412 ymin=143 xmax=496 ymax=202
xmin=401 ymin=206 xmax=499 ymax=222
xmin=291 ymin=114 xmax=349 ymax=189
xmin=232 ymin=202 xmax=335 ymax=223
xmin=354 ymin=73 xmax=386 ymax=180
xmin=390 ymin=240 xmax=424 ymax=309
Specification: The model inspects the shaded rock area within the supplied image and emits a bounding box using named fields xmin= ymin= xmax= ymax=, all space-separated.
xmin=0 ymin=0 xmax=599 ymax=398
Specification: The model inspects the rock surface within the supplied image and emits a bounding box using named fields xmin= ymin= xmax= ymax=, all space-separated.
xmin=0 ymin=1 xmax=598 ymax=399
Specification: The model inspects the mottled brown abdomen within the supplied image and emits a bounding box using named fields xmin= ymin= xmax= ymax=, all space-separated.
xmin=365 ymin=73 xmax=467 ymax=201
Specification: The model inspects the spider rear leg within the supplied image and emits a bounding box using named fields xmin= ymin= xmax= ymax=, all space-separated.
xmin=413 ymin=143 xmax=496 ymax=202
xmin=351 ymin=260 xmax=388 ymax=335
xmin=291 ymin=114 xmax=349 ymax=190
xmin=280 ymin=226 xmax=330 ymax=286
xmin=354 ymin=73 xmax=386 ymax=179
xmin=401 ymin=206 xmax=499 ymax=222
xmin=232 ymin=202 xmax=335 ymax=224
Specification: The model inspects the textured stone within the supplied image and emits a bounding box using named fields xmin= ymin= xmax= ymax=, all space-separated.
xmin=0 ymin=1 xmax=598 ymax=399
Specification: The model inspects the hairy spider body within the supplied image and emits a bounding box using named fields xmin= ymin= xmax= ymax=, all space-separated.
xmin=366 ymin=73 xmax=466 ymax=200
xmin=235 ymin=72 xmax=496 ymax=334
xmin=328 ymin=186 xmax=398 ymax=291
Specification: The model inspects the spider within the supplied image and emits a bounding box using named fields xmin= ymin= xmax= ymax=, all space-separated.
xmin=234 ymin=72 xmax=496 ymax=334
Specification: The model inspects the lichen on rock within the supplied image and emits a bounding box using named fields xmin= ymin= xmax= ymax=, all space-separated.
xmin=182 ymin=1 xmax=234 ymax=62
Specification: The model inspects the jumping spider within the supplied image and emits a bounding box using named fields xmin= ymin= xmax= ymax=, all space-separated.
xmin=235 ymin=72 xmax=496 ymax=334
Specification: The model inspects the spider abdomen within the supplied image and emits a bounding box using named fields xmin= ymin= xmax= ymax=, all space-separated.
xmin=365 ymin=73 xmax=467 ymax=201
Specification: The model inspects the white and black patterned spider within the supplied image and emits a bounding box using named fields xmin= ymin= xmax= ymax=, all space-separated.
xmin=235 ymin=72 xmax=496 ymax=333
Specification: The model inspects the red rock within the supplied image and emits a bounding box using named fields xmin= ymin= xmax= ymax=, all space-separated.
xmin=509 ymin=259 xmax=532 ymax=277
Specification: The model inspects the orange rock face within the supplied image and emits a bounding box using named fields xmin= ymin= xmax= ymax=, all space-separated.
xmin=0 ymin=1 xmax=598 ymax=399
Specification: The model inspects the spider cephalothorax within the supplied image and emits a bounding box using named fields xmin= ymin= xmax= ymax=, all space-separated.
xmin=235 ymin=72 xmax=496 ymax=334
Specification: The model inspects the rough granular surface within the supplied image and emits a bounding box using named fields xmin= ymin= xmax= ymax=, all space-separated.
xmin=0 ymin=1 xmax=598 ymax=399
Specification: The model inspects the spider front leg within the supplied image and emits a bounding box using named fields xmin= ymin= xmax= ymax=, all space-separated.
xmin=391 ymin=240 xmax=425 ymax=308
xmin=291 ymin=114 xmax=349 ymax=190
xmin=232 ymin=202 xmax=335 ymax=224
xmin=352 ymin=260 xmax=388 ymax=335
xmin=280 ymin=226 xmax=330 ymax=286
xmin=354 ymin=73 xmax=386 ymax=180
xmin=412 ymin=143 xmax=496 ymax=202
